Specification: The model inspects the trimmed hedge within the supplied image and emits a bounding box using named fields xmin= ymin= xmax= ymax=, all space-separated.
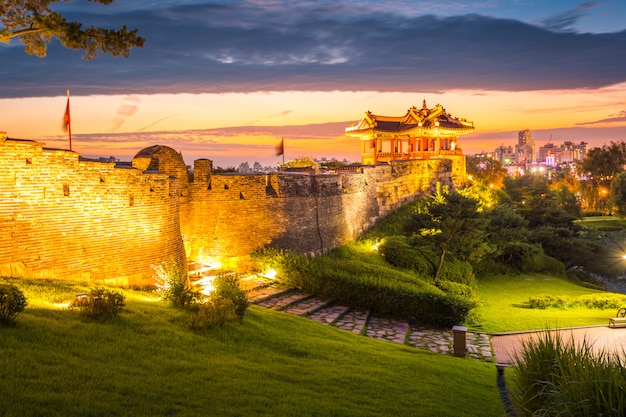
xmin=378 ymin=236 xmax=435 ymax=278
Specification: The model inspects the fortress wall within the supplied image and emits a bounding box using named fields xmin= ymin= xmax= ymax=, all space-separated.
xmin=181 ymin=158 xmax=456 ymax=266
xmin=0 ymin=134 xmax=461 ymax=284
xmin=0 ymin=137 xmax=186 ymax=287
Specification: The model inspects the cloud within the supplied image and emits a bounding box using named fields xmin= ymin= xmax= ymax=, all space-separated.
xmin=2 ymin=1 xmax=626 ymax=98
xmin=576 ymin=110 xmax=626 ymax=125
xmin=541 ymin=2 xmax=598 ymax=32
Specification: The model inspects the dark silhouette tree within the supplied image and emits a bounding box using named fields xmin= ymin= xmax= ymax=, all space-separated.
xmin=408 ymin=192 xmax=491 ymax=281
xmin=577 ymin=141 xmax=626 ymax=211
xmin=1 ymin=0 xmax=144 ymax=59
xmin=609 ymin=171 xmax=626 ymax=217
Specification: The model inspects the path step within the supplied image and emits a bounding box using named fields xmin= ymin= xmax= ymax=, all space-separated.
xmin=309 ymin=304 xmax=351 ymax=325
xmin=248 ymin=286 xmax=290 ymax=304
xmin=256 ymin=291 xmax=313 ymax=310
xmin=334 ymin=308 xmax=370 ymax=335
xmin=367 ymin=316 xmax=410 ymax=345
xmin=284 ymin=297 xmax=334 ymax=316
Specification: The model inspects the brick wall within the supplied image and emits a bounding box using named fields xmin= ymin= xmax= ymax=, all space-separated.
xmin=0 ymin=137 xmax=186 ymax=287
xmin=181 ymin=157 xmax=457 ymax=267
xmin=0 ymin=136 xmax=462 ymax=285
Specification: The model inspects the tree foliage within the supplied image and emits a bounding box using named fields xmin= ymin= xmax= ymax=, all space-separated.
xmin=577 ymin=141 xmax=626 ymax=211
xmin=1 ymin=0 xmax=144 ymax=59
xmin=609 ymin=171 xmax=626 ymax=217
xmin=465 ymin=155 xmax=507 ymax=189
xmin=408 ymin=192 xmax=492 ymax=280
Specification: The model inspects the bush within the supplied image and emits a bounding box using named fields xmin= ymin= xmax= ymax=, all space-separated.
xmin=0 ymin=283 xmax=27 ymax=325
xmin=527 ymin=293 xmax=626 ymax=310
xmin=187 ymin=297 xmax=237 ymax=329
xmin=378 ymin=236 xmax=435 ymax=278
xmin=312 ymin=257 xmax=474 ymax=327
xmin=512 ymin=331 xmax=626 ymax=416
xmin=212 ymin=273 xmax=248 ymax=323
xmin=72 ymin=288 xmax=125 ymax=320
xmin=153 ymin=260 xmax=198 ymax=308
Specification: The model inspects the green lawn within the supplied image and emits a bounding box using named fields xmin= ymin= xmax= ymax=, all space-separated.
xmin=0 ymin=278 xmax=504 ymax=417
xmin=473 ymin=274 xmax=625 ymax=333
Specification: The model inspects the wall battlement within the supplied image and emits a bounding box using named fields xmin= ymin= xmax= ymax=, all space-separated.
xmin=0 ymin=137 xmax=464 ymax=286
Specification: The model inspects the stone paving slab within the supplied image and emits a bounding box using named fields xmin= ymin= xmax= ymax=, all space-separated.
xmin=247 ymin=286 xmax=290 ymax=303
xmin=308 ymin=304 xmax=351 ymax=325
xmin=256 ymin=291 xmax=312 ymax=310
xmin=367 ymin=316 xmax=409 ymax=344
xmin=284 ymin=297 xmax=333 ymax=316
xmin=334 ymin=309 xmax=370 ymax=334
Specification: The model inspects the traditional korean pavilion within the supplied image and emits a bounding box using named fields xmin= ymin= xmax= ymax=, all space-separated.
xmin=345 ymin=100 xmax=474 ymax=165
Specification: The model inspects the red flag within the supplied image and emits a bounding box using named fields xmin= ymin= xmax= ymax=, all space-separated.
xmin=62 ymin=96 xmax=70 ymax=132
xmin=62 ymin=89 xmax=72 ymax=150
xmin=275 ymin=138 xmax=284 ymax=156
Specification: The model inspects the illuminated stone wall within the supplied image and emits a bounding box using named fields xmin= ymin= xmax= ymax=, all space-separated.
xmin=181 ymin=157 xmax=456 ymax=267
xmin=0 ymin=137 xmax=186 ymax=287
xmin=0 ymin=134 xmax=461 ymax=285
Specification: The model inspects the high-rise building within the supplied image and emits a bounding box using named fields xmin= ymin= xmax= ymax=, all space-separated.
xmin=516 ymin=129 xmax=536 ymax=163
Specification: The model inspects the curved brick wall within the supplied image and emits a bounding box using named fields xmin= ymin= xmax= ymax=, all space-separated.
xmin=0 ymin=137 xmax=187 ymax=287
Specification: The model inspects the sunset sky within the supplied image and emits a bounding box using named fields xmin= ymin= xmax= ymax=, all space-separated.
xmin=1 ymin=0 xmax=626 ymax=168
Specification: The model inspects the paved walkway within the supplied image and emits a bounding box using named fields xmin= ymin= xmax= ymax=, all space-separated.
xmin=243 ymin=276 xmax=626 ymax=366
xmin=491 ymin=325 xmax=626 ymax=365
xmin=247 ymin=282 xmax=493 ymax=362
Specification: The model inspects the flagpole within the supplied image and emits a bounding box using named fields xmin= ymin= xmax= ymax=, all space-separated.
xmin=282 ymin=136 xmax=285 ymax=169
xmin=65 ymin=89 xmax=72 ymax=150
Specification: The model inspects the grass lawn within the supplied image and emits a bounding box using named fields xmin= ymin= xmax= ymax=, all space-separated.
xmin=473 ymin=273 xmax=626 ymax=333
xmin=0 ymin=278 xmax=504 ymax=417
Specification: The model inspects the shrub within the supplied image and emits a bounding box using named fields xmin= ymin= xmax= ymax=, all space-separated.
xmin=187 ymin=297 xmax=236 ymax=329
xmin=212 ymin=273 xmax=248 ymax=323
xmin=511 ymin=331 xmax=626 ymax=416
xmin=72 ymin=288 xmax=125 ymax=320
xmin=312 ymin=257 xmax=475 ymax=327
xmin=378 ymin=236 xmax=435 ymax=278
xmin=526 ymin=293 xmax=626 ymax=310
xmin=153 ymin=260 xmax=198 ymax=308
xmin=0 ymin=283 xmax=27 ymax=325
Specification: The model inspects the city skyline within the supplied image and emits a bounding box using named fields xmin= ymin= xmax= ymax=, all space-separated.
xmin=2 ymin=1 xmax=626 ymax=167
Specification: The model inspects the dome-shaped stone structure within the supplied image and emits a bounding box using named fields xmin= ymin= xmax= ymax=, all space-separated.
xmin=132 ymin=145 xmax=189 ymax=199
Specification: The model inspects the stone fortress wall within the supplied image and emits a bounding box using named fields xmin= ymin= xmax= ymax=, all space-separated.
xmin=0 ymin=133 xmax=465 ymax=287
xmin=0 ymin=136 xmax=187 ymax=287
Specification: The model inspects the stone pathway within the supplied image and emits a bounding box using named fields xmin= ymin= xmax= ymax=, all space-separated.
xmin=248 ymin=282 xmax=493 ymax=362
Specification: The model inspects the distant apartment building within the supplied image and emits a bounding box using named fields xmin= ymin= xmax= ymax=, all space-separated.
xmin=495 ymin=145 xmax=517 ymax=164
xmin=516 ymin=129 xmax=536 ymax=163
xmin=537 ymin=141 xmax=588 ymax=165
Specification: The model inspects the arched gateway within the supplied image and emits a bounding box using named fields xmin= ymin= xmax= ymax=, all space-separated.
xmin=345 ymin=100 xmax=474 ymax=165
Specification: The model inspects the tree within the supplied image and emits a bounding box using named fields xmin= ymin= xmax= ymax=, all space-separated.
xmin=577 ymin=141 xmax=626 ymax=211
xmin=466 ymin=156 xmax=507 ymax=189
xmin=1 ymin=0 xmax=144 ymax=59
xmin=408 ymin=192 xmax=492 ymax=281
xmin=609 ymin=171 xmax=626 ymax=217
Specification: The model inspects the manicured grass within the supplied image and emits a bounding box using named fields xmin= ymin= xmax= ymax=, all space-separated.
xmin=473 ymin=274 xmax=623 ymax=333
xmin=0 ymin=278 xmax=504 ymax=417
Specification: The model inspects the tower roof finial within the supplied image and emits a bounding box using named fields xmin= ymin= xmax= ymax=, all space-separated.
xmin=422 ymin=98 xmax=427 ymax=110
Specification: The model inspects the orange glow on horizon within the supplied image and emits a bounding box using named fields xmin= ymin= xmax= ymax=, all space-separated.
xmin=2 ymin=84 xmax=626 ymax=166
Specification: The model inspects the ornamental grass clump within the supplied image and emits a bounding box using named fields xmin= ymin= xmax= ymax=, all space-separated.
xmin=511 ymin=330 xmax=626 ymax=417
xmin=0 ymin=283 xmax=27 ymax=325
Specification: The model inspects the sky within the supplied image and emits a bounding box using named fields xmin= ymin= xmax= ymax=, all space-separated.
xmin=1 ymin=0 xmax=626 ymax=168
